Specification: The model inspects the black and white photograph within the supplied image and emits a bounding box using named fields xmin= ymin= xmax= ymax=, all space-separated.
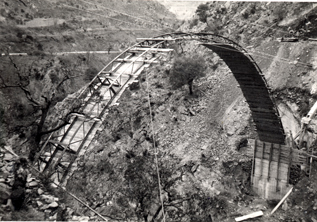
xmin=0 ymin=0 xmax=317 ymax=221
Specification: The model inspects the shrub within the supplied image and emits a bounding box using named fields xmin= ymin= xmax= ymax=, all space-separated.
xmin=189 ymin=18 xmax=199 ymax=29
xmin=196 ymin=4 xmax=209 ymax=23
xmin=169 ymin=55 xmax=206 ymax=95
xmin=11 ymin=207 xmax=45 ymax=221
xmin=273 ymin=7 xmax=287 ymax=22
xmin=84 ymin=67 xmax=98 ymax=82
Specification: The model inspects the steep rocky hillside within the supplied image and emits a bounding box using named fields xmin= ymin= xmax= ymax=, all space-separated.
xmin=65 ymin=2 xmax=317 ymax=222
xmin=181 ymin=2 xmax=317 ymax=138
xmin=0 ymin=1 xmax=177 ymax=220
xmin=2 ymin=1 xmax=317 ymax=222
xmin=0 ymin=0 xmax=177 ymax=153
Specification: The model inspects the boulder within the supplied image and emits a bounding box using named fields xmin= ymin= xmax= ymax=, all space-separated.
xmin=48 ymin=202 xmax=59 ymax=209
xmin=28 ymin=181 xmax=38 ymax=187
xmin=37 ymin=200 xmax=44 ymax=207
xmin=3 ymin=153 xmax=14 ymax=161
xmin=158 ymin=105 xmax=165 ymax=112
xmin=0 ymin=183 xmax=11 ymax=204
xmin=41 ymin=194 xmax=55 ymax=204
xmin=282 ymin=201 xmax=288 ymax=211
xmin=37 ymin=188 xmax=44 ymax=195
xmin=311 ymin=83 xmax=317 ymax=96
xmin=27 ymin=176 xmax=35 ymax=182
xmin=10 ymin=187 xmax=25 ymax=210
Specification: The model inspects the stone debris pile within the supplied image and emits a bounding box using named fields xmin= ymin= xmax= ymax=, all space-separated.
xmin=0 ymin=146 xmax=19 ymax=220
xmin=0 ymin=146 xmax=97 ymax=221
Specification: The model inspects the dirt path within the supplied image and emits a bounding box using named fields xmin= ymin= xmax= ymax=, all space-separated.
xmin=1 ymin=51 xmax=121 ymax=56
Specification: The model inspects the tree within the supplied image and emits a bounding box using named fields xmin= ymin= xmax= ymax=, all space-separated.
xmin=169 ymin=55 xmax=206 ymax=95
xmin=196 ymin=3 xmax=209 ymax=23
xmin=0 ymin=51 xmax=84 ymax=161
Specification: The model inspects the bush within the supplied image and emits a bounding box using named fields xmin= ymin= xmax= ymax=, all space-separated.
xmin=84 ymin=67 xmax=98 ymax=82
xmin=11 ymin=207 xmax=45 ymax=221
xmin=189 ymin=18 xmax=199 ymax=29
xmin=196 ymin=4 xmax=209 ymax=23
xmin=273 ymin=7 xmax=287 ymax=22
xmin=169 ymin=55 xmax=207 ymax=95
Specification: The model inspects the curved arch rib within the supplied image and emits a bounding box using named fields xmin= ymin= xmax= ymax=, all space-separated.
xmin=202 ymin=43 xmax=285 ymax=144
xmin=144 ymin=32 xmax=285 ymax=144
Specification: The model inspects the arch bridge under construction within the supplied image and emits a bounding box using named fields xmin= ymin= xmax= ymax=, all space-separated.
xmin=34 ymin=32 xmax=290 ymax=193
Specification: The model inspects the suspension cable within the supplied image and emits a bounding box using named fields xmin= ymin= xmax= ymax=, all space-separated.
xmin=145 ymin=69 xmax=166 ymax=222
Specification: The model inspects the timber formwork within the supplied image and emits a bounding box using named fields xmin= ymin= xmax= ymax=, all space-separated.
xmin=247 ymin=139 xmax=307 ymax=200
xmin=33 ymin=41 xmax=173 ymax=184
xmin=34 ymin=32 xmax=287 ymax=185
xmin=138 ymin=32 xmax=285 ymax=144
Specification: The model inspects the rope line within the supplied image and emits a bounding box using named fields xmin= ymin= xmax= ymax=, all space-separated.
xmin=145 ymin=69 xmax=166 ymax=222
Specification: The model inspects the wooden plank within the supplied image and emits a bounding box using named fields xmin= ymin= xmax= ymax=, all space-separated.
xmin=60 ymin=121 xmax=99 ymax=183
xmin=129 ymin=47 xmax=173 ymax=52
xmin=268 ymin=143 xmax=273 ymax=181
xmin=136 ymin=37 xmax=175 ymax=41
xmin=252 ymin=117 xmax=282 ymax=123
xmin=251 ymin=111 xmax=279 ymax=118
xmin=287 ymin=147 xmax=293 ymax=186
xmin=256 ymin=126 xmax=285 ymax=135
xmin=276 ymin=144 xmax=282 ymax=191
xmin=233 ymin=72 xmax=265 ymax=77
xmin=250 ymin=107 xmax=277 ymax=113
xmin=251 ymin=139 xmax=257 ymax=183
xmin=115 ymin=58 xmax=155 ymax=63
xmin=235 ymin=211 xmax=263 ymax=221
xmin=236 ymin=78 xmax=265 ymax=85
xmin=271 ymin=187 xmax=293 ymax=215
xmin=257 ymin=135 xmax=285 ymax=144
xmin=260 ymin=142 xmax=265 ymax=179
xmin=249 ymin=103 xmax=276 ymax=109
xmin=255 ymin=129 xmax=285 ymax=137
xmin=235 ymin=77 xmax=266 ymax=83
xmin=252 ymin=121 xmax=283 ymax=129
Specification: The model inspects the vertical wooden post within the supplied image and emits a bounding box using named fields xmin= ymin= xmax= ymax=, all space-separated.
xmin=131 ymin=62 xmax=135 ymax=76
xmin=42 ymin=143 xmax=59 ymax=173
xmin=276 ymin=144 xmax=281 ymax=192
xmin=268 ymin=143 xmax=273 ymax=181
xmin=309 ymin=146 xmax=314 ymax=178
xmin=260 ymin=142 xmax=265 ymax=180
xmin=251 ymin=140 xmax=257 ymax=186
xmin=287 ymin=146 xmax=293 ymax=187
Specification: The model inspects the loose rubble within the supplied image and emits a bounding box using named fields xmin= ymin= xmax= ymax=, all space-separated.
xmin=0 ymin=146 xmax=99 ymax=221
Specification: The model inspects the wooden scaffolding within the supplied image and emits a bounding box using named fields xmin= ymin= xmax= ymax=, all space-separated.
xmin=247 ymin=139 xmax=307 ymax=200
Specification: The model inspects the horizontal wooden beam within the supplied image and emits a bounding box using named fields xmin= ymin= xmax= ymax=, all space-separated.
xmin=115 ymin=58 xmax=159 ymax=64
xmin=48 ymin=140 xmax=77 ymax=154
xmin=137 ymin=38 xmax=175 ymax=41
xmin=129 ymin=47 xmax=173 ymax=52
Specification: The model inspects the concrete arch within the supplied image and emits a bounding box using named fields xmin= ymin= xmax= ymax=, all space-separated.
xmin=142 ymin=32 xmax=285 ymax=144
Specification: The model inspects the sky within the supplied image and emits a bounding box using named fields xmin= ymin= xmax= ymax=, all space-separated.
xmin=157 ymin=0 xmax=206 ymax=20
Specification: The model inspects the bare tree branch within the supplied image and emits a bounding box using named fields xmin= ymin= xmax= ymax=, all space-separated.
xmin=0 ymin=75 xmax=23 ymax=88
xmin=19 ymin=85 xmax=41 ymax=106
xmin=39 ymin=121 xmax=70 ymax=136
xmin=56 ymin=75 xmax=70 ymax=90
